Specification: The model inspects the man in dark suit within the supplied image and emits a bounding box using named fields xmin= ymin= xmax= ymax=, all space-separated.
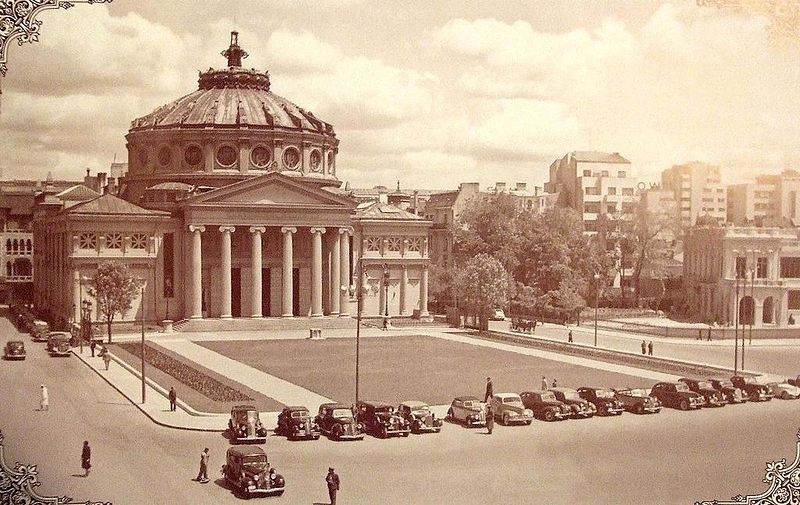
xmin=168 ymin=387 xmax=177 ymax=412
xmin=484 ymin=377 xmax=493 ymax=402
xmin=326 ymin=467 xmax=340 ymax=505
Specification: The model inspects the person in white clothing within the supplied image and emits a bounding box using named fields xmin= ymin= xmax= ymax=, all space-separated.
xmin=40 ymin=385 xmax=49 ymax=411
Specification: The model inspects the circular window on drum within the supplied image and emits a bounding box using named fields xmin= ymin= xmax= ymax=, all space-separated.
xmin=326 ymin=152 xmax=335 ymax=174
xmin=157 ymin=146 xmax=172 ymax=168
xmin=216 ymin=145 xmax=238 ymax=167
xmin=309 ymin=150 xmax=322 ymax=172
xmin=250 ymin=145 xmax=272 ymax=169
xmin=282 ymin=146 xmax=301 ymax=170
xmin=184 ymin=145 xmax=203 ymax=167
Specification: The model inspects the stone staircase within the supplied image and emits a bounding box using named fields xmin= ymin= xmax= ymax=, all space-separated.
xmin=172 ymin=316 xmax=357 ymax=332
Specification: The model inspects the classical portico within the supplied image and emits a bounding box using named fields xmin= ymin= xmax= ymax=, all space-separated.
xmin=182 ymin=172 xmax=356 ymax=320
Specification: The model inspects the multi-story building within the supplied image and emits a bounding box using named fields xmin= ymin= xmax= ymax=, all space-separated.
xmin=661 ymin=161 xmax=726 ymax=227
xmin=727 ymin=170 xmax=800 ymax=225
xmin=545 ymin=151 xmax=639 ymax=234
xmin=684 ymin=221 xmax=800 ymax=327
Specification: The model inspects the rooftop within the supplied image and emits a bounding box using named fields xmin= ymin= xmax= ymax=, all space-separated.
xmin=571 ymin=151 xmax=630 ymax=164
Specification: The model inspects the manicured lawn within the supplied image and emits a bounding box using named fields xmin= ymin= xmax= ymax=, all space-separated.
xmin=197 ymin=334 xmax=655 ymax=406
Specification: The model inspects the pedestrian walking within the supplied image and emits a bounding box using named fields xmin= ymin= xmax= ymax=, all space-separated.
xmin=568 ymin=330 xmax=573 ymax=343
xmin=326 ymin=467 xmax=340 ymax=505
xmin=90 ymin=340 xmax=96 ymax=357
xmin=196 ymin=448 xmax=209 ymax=483
xmin=40 ymin=385 xmax=48 ymax=411
xmin=81 ymin=441 xmax=91 ymax=477
xmin=648 ymin=341 xmax=653 ymax=356
xmin=102 ymin=351 xmax=111 ymax=371
xmin=641 ymin=340 xmax=647 ymax=355
xmin=485 ymin=404 xmax=494 ymax=435
xmin=168 ymin=387 xmax=177 ymax=412
xmin=552 ymin=378 xmax=558 ymax=388
xmin=540 ymin=376 xmax=548 ymax=390
xmin=484 ymin=377 xmax=493 ymax=402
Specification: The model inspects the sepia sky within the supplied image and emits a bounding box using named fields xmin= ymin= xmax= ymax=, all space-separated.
xmin=1 ymin=0 xmax=799 ymax=190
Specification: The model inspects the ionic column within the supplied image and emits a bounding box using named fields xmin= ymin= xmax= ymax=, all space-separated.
xmin=219 ymin=226 xmax=236 ymax=319
xmin=189 ymin=225 xmax=205 ymax=319
xmin=330 ymin=231 xmax=341 ymax=316
xmin=310 ymin=227 xmax=326 ymax=317
xmin=339 ymin=227 xmax=352 ymax=317
xmin=419 ymin=265 xmax=429 ymax=317
xmin=281 ymin=227 xmax=296 ymax=317
xmin=249 ymin=226 xmax=266 ymax=318
xmin=400 ymin=265 xmax=408 ymax=316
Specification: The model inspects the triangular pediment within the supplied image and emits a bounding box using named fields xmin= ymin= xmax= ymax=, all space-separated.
xmin=182 ymin=172 xmax=354 ymax=208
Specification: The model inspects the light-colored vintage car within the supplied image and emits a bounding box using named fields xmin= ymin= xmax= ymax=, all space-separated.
xmin=228 ymin=405 xmax=268 ymax=444
xmin=446 ymin=396 xmax=487 ymax=427
xmin=490 ymin=393 xmax=534 ymax=425
xmin=31 ymin=320 xmax=50 ymax=342
xmin=613 ymin=388 xmax=662 ymax=414
xmin=398 ymin=401 xmax=443 ymax=434
xmin=755 ymin=377 xmax=800 ymax=400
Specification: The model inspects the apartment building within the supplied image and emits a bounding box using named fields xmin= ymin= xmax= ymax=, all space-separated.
xmin=661 ymin=162 xmax=726 ymax=227
xmin=727 ymin=170 xmax=800 ymax=225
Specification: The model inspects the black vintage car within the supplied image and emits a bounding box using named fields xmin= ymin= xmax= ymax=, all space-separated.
xmin=228 ymin=405 xmax=268 ymax=444
xmin=355 ymin=401 xmax=411 ymax=438
xmin=519 ymin=390 xmax=572 ymax=421
xmin=549 ymin=388 xmax=597 ymax=418
xmin=398 ymin=401 xmax=443 ymax=434
xmin=678 ymin=378 xmax=725 ymax=407
xmin=576 ymin=387 xmax=625 ymax=415
xmin=613 ymin=388 xmax=661 ymax=414
xmin=731 ymin=376 xmax=773 ymax=402
xmin=221 ymin=445 xmax=285 ymax=498
xmin=275 ymin=406 xmax=320 ymax=440
xmin=315 ymin=403 xmax=364 ymax=441
xmin=708 ymin=378 xmax=748 ymax=404
xmin=649 ymin=382 xmax=704 ymax=410
xmin=3 ymin=341 xmax=26 ymax=360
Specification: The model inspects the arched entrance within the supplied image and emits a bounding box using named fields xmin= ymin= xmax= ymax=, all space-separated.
xmin=763 ymin=296 xmax=774 ymax=324
xmin=739 ymin=296 xmax=754 ymax=326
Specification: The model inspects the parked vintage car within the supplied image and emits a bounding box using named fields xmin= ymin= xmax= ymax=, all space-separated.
xmin=446 ymin=396 xmax=487 ymax=427
xmin=31 ymin=320 xmax=50 ymax=342
xmin=731 ymin=376 xmax=773 ymax=402
xmin=275 ymin=406 xmax=320 ymax=440
xmin=708 ymin=378 xmax=748 ymax=404
xmin=315 ymin=403 xmax=364 ymax=441
xmin=649 ymin=382 xmax=704 ymax=410
xmin=678 ymin=378 xmax=726 ymax=407
xmin=221 ymin=445 xmax=285 ymax=498
xmin=612 ymin=388 xmax=661 ymax=414
xmin=489 ymin=393 xmax=534 ymax=425
xmin=490 ymin=309 xmax=506 ymax=321
xmin=3 ymin=341 xmax=26 ymax=360
xmin=576 ymin=387 xmax=625 ymax=416
xmin=46 ymin=332 xmax=71 ymax=357
xmin=356 ymin=401 xmax=411 ymax=438
xmin=228 ymin=405 xmax=268 ymax=444
xmin=397 ymin=401 xmax=443 ymax=434
xmin=549 ymin=388 xmax=597 ymax=418
xmin=754 ymin=377 xmax=800 ymax=400
xmin=520 ymin=390 xmax=572 ymax=421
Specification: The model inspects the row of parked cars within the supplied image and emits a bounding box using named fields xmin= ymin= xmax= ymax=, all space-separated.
xmin=4 ymin=305 xmax=72 ymax=359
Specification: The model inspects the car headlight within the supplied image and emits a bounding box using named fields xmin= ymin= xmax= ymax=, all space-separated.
xmin=299 ymin=422 xmax=305 ymax=429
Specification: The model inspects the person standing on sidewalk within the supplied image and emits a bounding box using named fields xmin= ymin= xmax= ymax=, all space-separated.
xmin=81 ymin=441 xmax=91 ymax=477
xmin=568 ymin=330 xmax=573 ymax=343
xmin=195 ymin=448 xmax=209 ymax=483
xmin=552 ymin=378 xmax=558 ymax=388
xmin=40 ymin=385 xmax=49 ymax=411
xmin=168 ymin=387 xmax=177 ymax=412
xmin=540 ymin=376 xmax=548 ymax=390
xmin=102 ymin=351 xmax=111 ymax=371
xmin=484 ymin=377 xmax=493 ymax=402
xmin=326 ymin=467 xmax=340 ymax=505
xmin=485 ymin=404 xmax=494 ymax=435
xmin=90 ymin=340 xmax=96 ymax=357
xmin=648 ymin=341 xmax=653 ymax=356
xmin=641 ymin=340 xmax=647 ymax=355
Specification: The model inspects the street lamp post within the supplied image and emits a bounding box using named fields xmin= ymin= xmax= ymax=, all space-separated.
xmin=382 ymin=263 xmax=390 ymax=328
xmin=354 ymin=259 xmax=364 ymax=406
xmin=734 ymin=255 xmax=740 ymax=377
xmin=593 ymin=273 xmax=601 ymax=347
xmin=141 ymin=281 xmax=146 ymax=404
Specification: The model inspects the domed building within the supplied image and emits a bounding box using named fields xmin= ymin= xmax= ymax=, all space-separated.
xmin=33 ymin=33 xmax=431 ymax=330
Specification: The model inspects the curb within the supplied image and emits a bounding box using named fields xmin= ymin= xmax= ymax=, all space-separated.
xmin=72 ymin=349 xmax=225 ymax=433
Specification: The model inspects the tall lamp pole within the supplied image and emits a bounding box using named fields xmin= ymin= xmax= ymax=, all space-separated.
xmin=140 ymin=279 xmax=146 ymax=404
xmin=593 ymin=273 xmax=601 ymax=347
xmin=733 ymin=253 xmax=740 ymax=377
xmin=354 ymin=259 xmax=364 ymax=406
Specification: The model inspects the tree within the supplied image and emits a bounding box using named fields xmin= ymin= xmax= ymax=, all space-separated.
xmin=628 ymin=205 xmax=681 ymax=303
xmin=88 ymin=261 xmax=141 ymax=343
xmin=455 ymin=253 xmax=511 ymax=331
xmin=452 ymin=194 xmax=521 ymax=274
xmin=428 ymin=263 xmax=458 ymax=311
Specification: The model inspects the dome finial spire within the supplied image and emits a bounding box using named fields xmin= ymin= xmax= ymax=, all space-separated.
xmin=221 ymin=31 xmax=248 ymax=68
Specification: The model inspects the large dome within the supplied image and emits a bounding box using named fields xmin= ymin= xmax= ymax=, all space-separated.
xmin=121 ymin=32 xmax=340 ymax=202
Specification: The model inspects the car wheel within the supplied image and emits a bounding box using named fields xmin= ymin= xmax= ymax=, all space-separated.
xmin=525 ymin=420 xmax=532 ymax=426
xmin=502 ymin=413 xmax=509 ymax=425
xmin=635 ymin=404 xmax=644 ymax=415
xmin=332 ymin=426 xmax=342 ymax=440
xmin=679 ymin=399 xmax=689 ymax=411
xmin=402 ymin=432 xmax=409 ymax=437
xmin=446 ymin=408 xmax=454 ymax=421
xmin=544 ymin=410 xmax=555 ymax=422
